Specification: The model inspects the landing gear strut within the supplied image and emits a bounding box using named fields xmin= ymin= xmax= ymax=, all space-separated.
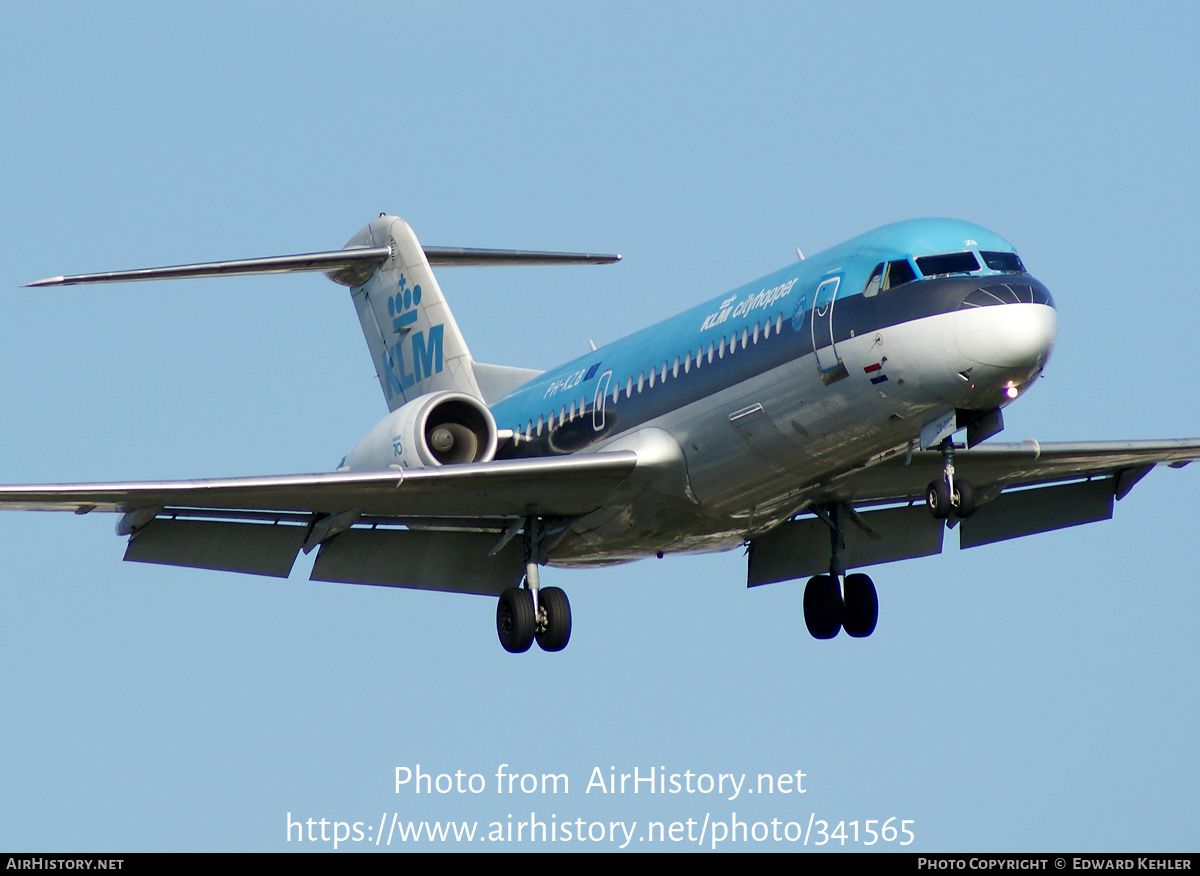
xmin=926 ymin=438 xmax=976 ymax=520
xmin=802 ymin=504 xmax=879 ymax=640
xmin=496 ymin=516 xmax=572 ymax=653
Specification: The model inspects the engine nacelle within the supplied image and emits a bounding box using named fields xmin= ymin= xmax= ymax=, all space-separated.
xmin=343 ymin=391 xmax=498 ymax=471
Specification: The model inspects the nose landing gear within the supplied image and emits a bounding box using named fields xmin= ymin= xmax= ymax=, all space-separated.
xmin=926 ymin=438 xmax=976 ymax=520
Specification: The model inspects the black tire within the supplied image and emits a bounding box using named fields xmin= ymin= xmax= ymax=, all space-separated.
xmin=952 ymin=479 xmax=976 ymax=518
xmin=803 ymin=575 xmax=842 ymax=639
xmin=926 ymin=478 xmax=951 ymax=520
xmin=497 ymin=588 xmax=535 ymax=653
xmin=535 ymin=586 xmax=572 ymax=652
xmin=842 ymin=573 xmax=878 ymax=638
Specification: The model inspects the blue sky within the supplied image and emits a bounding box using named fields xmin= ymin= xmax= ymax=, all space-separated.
xmin=2 ymin=1 xmax=1198 ymax=852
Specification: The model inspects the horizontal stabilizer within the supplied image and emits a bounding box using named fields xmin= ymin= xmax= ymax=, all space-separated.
xmin=27 ymin=244 xmax=619 ymax=288
xmin=423 ymin=247 xmax=619 ymax=267
xmin=26 ymin=247 xmax=392 ymax=287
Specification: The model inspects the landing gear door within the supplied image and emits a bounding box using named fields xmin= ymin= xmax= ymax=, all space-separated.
xmin=811 ymin=275 xmax=848 ymax=384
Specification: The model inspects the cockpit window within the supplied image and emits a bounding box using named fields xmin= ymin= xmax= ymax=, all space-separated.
xmin=882 ymin=259 xmax=916 ymax=291
xmin=916 ymin=251 xmax=980 ymax=277
xmin=980 ymin=251 xmax=1026 ymax=273
xmin=862 ymin=263 xmax=883 ymax=297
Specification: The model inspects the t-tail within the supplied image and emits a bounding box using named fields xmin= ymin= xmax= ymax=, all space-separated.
xmin=27 ymin=214 xmax=620 ymax=410
xmin=341 ymin=215 xmax=482 ymax=409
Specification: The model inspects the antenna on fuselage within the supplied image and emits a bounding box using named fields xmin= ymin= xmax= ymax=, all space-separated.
xmin=796 ymin=248 xmax=805 ymax=261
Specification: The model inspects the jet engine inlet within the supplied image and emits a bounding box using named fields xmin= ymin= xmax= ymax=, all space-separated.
xmin=344 ymin=391 xmax=499 ymax=471
xmin=424 ymin=400 xmax=490 ymax=464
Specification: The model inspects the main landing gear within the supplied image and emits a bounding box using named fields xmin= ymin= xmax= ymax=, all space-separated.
xmin=802 ymin=504 xmax=879 ymax=639
xmin=925 ymin=438 xmax=976 ymax=520
xmin=496 ymin=516 xmax=572 ymax=653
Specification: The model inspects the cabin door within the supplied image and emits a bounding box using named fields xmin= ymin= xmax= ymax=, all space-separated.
xmin=810 ymin=275 xmax=847 ymax=384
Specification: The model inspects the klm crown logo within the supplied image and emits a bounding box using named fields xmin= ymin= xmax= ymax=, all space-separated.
xmin=388 ymin=274 xmax=422 ymax=332
xmin=378 ymin=272 xmax=446 ymax=401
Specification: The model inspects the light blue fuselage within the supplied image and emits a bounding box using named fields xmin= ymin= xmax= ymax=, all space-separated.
xmin=487 ymin=219 xmax=1057 ymax=564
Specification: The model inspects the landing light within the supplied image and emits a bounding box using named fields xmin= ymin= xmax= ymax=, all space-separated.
xmin=1005 ymin=384 xmax=1019 ymax=399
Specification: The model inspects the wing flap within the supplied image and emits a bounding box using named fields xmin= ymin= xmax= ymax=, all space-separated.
xmin=124 ymin=519 xmax=307 ymax=577
xmin=310 ymin=529 xmax=525 ymax=595
xmin=958 ymin=478 xmax=1115 ymax=549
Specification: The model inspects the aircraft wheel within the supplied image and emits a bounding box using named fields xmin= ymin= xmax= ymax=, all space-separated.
xmin=952 ymin=479 xmax=976 ymax=518
xmin=926 ymin=479 xmax=952 ymax=520
xmin=842 ymin=573 xmax=878 ymax=638
xmin=497 ymin=587 xmax=535 ymax=653
xmin=803 ymin=575 xmax=842 ymax=639
xmin=535 ymin=586 xmax=572 ymax=652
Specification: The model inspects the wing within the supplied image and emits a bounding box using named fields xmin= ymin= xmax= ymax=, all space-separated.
xmin=0 ymin=452 xmax=638 ymax=594
xmin=748 ymin=439 xmax=1200 ymax=586
xmin=829 ymin=438 xmax=1200 ymax=507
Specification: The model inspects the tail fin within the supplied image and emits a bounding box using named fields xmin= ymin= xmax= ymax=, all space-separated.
xmin=341 ymin=215 xmax=621 ymax=411
xmin=343 ymin=216 xmax=481 ymax=409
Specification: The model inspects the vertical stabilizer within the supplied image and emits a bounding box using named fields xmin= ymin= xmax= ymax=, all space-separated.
xmin=343 ymin=216 xmax=482 ymax=410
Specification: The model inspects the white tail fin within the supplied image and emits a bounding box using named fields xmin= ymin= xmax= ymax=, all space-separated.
xmin=344 ymin=216 xmax=483 ymax=410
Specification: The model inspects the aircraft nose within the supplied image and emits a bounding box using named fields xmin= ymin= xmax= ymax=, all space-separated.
xmin=954 ymin=279 xmax=1056 ymax=373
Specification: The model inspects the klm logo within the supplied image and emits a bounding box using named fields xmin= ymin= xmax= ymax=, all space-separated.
xmin=388 ymin=274 xmax=422 ymax=332
xmin=379 ymin=274 xmax=444 ymax=400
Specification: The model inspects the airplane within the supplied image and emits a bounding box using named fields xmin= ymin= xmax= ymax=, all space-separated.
xmin=6 ymin=214 xmax=1199 ymax=653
